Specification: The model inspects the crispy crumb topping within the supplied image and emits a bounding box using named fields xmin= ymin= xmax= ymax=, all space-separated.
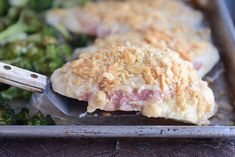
xmin=47 ymin=0 xmax=203 ymax=37
xmin=80 ymin=0 xmax=203 ymax=30
xmin=94 ymin=26 xmax=213 ymax=62
xmin=68 ymin=46 xmax=213 ymax=114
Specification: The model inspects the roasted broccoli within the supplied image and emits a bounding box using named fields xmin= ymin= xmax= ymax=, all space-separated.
xmin=0 ymin=102 xmax=55 ymax=125
xmin=0 ymin=36 xmax=72 ymax=74
xmin=30 ymin=111 xmax=55 ymax=125
xmin=0 ymin=0 xmax=9 ymax=17
xmin=15 ymin=107 xmax=30 ymax=125
xmin=0 ymin=103 xmax=16 ymax=125
xmin=15 ymin=108 xmax=55 ymax=125
xmin=1 ymin=87 xmax=31 ymax=101
xmin=0 ymin=9 xmax=42 ymax=42
xmin=28 ymin=0 xmax=54 ymax=12
xmin=0 ymin=7 xmax=21 ymax=32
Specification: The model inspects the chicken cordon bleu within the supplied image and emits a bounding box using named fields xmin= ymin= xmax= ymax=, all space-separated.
xmin=75 ymin=27 xmax=219 ymax=77
xmin=46 ymin=0 xmax=204 ymax=37
xmin=51 ymin=46 xmax=217 ymax=125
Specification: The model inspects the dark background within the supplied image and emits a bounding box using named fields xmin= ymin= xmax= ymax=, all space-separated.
xmin=0 ymin=1 xmax=234 ymax=157
xmin=0 ymin=138 xmax=234 ymax=157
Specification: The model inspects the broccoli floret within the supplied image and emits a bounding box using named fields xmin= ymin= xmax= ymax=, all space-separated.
xmin=1 ymin=87 xmax=31 ymax=101
xmin=6 ymin=7 xmax=21 ymax=22
xmin=0 ymin=10 xmax=42 ymax=42
xmin=10 ymin=0 xmax=53 ymax=11
xmin=18 ymin=109 xmax=56 ymax=125
xmin=0 ymin=102 xmax=56 ymax=125
xmin=0 ymin=0 xmax=9 ymax=17
xmin=28 ymin=0 xmax=54 ymax=12
xmin=30 ymin=111 xmax=55 ymax=125
xmin=0 ymin=97 xmax=16 ymax=125
xmin=0 ymin=35 xmax=72 ymax=74
xmin=0 ymin=7 xmax=21 ymax=32
xmin=16 ymin=107 xmax=30 ymax=125
xmin=0 ymin=103 xmax=16 ymax=125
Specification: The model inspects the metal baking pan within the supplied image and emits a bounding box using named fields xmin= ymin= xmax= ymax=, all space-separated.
xmin=0 ymin=0 xmax=235 ymax=138
xmin=225 ymin=0 xmax=235 ymax=24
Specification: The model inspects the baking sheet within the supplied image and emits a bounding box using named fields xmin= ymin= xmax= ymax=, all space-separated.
xmin=1 ymin=0 xmax=235 ymax=137
xmin=30 ymin=0 xmax=235 ymax=126
xmin=225 ymin=0 xmax=235 ymax=24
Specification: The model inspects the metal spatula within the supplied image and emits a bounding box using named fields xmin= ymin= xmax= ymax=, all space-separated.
xmin=0 ymin=62 xmax=86 ymax=117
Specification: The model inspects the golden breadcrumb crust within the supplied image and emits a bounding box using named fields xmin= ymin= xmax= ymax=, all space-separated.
xmin=81 ymin=0 xmax=203 ymax=29
xmin=94 ymin=26 xmax=214 ymax=62
xmin=51 ymin=46 xmax=216 ymax=125
xmin=47 ymin=0 xmax=204 ymax=36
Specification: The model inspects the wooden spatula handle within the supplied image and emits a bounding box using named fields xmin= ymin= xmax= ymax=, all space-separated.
xmin=0 ymin=62 xmax=47 ymax=93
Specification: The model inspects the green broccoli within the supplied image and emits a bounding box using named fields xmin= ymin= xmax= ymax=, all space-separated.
xmin=0 ymin=35 xmax=72 ymax=75
xmin=16 ymin=109 xmax=56 ymax=125
xmin=1 ymin=87 xmax=31 ymax=101
xmin=30 ymin=111 xmax=55 ymax=125
xmin=17 ymin=109 xmax=56 ymax=125
xmin=28 ymin=0 xmax=54 ymax=12
xmin=0 ymin=7 xmax=21 ymax=32
xmin=9 ymin=0 xmax=53 ymax=11
xmin=0 ymin=103 xmax=16 ymax=125
xmin=15 ymin=107 xmax=30 ymax=125
xmin=0 ymin=9 xmax=42 ymax=42
xmin=0 ymin=100 xmax=56 ymax=125
xmin=0 ymin=0 xmax=9 ymax=17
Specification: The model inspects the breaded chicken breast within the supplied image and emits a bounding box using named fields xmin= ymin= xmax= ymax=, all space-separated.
xmin=51 ymin=46 xmax=217 ymax=125
xmin=74 ymin=27 xmax=219 ymax=77
xmin=46 ymin=0 xmax=204 ymax=37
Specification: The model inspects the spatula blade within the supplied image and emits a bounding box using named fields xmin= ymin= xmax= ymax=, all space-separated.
xmin=44 ymin=79 xmax=87 ymax=117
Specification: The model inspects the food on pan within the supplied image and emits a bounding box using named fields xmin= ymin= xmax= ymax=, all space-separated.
xmin=51 ymin=46 xmax=217 ymax=125
xmin=46 ymin=0 xmax=204 ymax=37
xmin=48 ymin=0 xmax=220 ymax=77
xmin=75 ymin=26 xmax=219 ymax=77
